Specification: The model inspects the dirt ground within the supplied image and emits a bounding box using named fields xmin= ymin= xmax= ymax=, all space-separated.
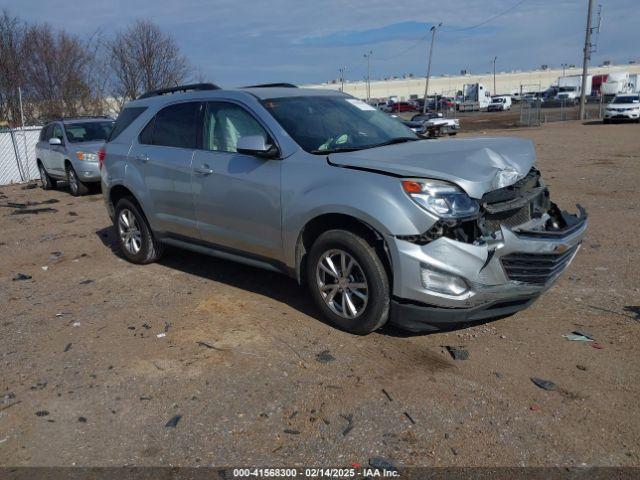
xmin=1 ymin=120 xmax=639 ymax=469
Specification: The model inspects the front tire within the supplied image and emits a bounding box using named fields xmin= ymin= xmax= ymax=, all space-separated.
xmin=67 ymin=165 xmax=89 ymax=196
xmin=38 ymin=163 xmax=57 ymax=190
xmin=114 ymin=197 xmax=164 ymax=264
xmin=306 ymin=230 xmax=390 ymax=335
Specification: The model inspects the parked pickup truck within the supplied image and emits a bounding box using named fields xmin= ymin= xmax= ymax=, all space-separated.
xmin=100 ymin=83 xmax=587 ymax=334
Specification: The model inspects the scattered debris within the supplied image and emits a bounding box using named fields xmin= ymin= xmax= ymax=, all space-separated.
xmin=563 ymin=330 xmax=595 ymax=342
xmin=403 ymin=412 xmax=416 ymax=425
xmin=142 ymin=323 xmax=151 ymax=330
xmin=41 ymin=266 xmax=49 ymax=271
xmin=624 ymin=306 xmax=640 ymax=320
xmin=451 ymin=448 xmax=459 ymax=456
xmin=283 ymin=429 xmax=300 ymax=435
xmin=531 ymin=377 xmax=557 ymax=391
xmin=165 ymin=414 xmax=182 ymax=428
xmin=63 ymin=343 xmax=72 ymax=352
xmin=68 ymin=211 xmax=78 ymax=217
xmin=382 ymin=389 xmax=393 ymax=402
xmin=576 ymin=364 xmax=588 ymax=371
xmin=21 ymin=183 xmax=38 ymax=190
xmin=72 ymin=321 xmax=81 ymax=327
xmin=12 ymin=273 xmax=32 ymax=281
xmin=530 ymin=404 xmax=541 ymax=412
xmin=340 ymin=414 xmax=354 ymax=436
xmin=315 ymin=350 xmax=335 ymax=364
xmin=591 ymin=342 xmax=604 ymax=350
xmin=164 ymin=322 xmax=171 ymax=333
xmin=494 ymin=372 xmax=504 ymax=379
xmin=1 ymin=392 xmax=16 ymax=404
xmin=139 ymin=396 xmax=152 ymax=401
xmin=49 ymin=251 xmax=63 ymax=261
xmin=35 ymin=410 xmax=49 ymax=417
xmin=11 ymin=207 xmax=58 ymax=215
xmin=369 ymin=457 xmax=398 ymax=471
xmin=445 ymin=346 xmax=469 ymax=361
xmin=30 ymin=382 xmax=47 ymax=390
xmin=156 ymin=333 xmax=166 ymax=338
xmin=78 ymin=416 xmax=87 ymax=423
xmin=196 ymin=341 xmax=223 ymax=351
xmin=79 ymin=279 xmax=94 ymax=285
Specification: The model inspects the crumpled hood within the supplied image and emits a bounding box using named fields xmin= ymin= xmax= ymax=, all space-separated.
xmin=327 ymin=137 xmax=536 ymax=199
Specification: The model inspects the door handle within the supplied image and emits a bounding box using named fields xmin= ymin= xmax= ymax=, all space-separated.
xmin=194 ymin=165 xmax=214 ymax=176
xmin=135 ymin=154 xmax=149 ymax=163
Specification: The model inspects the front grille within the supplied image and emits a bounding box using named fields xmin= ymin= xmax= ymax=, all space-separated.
xmin=484 ymin=205 xmax=531 ymax=232
xmin=501 ymin=245 xmax=579 ymax=285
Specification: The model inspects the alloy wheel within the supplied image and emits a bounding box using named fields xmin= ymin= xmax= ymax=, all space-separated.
xmin=118 ymin=208 xmax=142 ymax=255
xmin=68 ymin=169 xmax=78 ymax=194
xmin=316 ymin=249 xmax=368 ymax=319
xmin=39 ymin=165 xmax=48 ymax=188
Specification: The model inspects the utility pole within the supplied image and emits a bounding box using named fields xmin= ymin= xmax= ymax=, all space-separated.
xmin=561 ymin=62 xmax=568 ymax=78
xmin=579 ymin=0 xmax=594 ymax=120
xmin=422 ymin=22 xmax=442 ymax=114
xmin=338 ymin=66 xmax=347 ymax=92
xmin=364 ymin=51 xmax=372 ymax=101
xmin=491 ymin=56 xmax=498 ymax=95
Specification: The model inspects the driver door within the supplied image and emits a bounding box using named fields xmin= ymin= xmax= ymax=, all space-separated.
xmin=191 ymin=101 xmax=282 ymax=260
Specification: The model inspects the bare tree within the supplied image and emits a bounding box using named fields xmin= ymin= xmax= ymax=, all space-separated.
xmin=0 ymin=10 xmax=27 ymax=125
xmin=108 ymin=20 xmax=190 ymax=104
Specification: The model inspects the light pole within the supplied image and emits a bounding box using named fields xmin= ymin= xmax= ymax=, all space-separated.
xmin=422 ymin=22 xmax=442 ymax=114
xmin=339 ymin=66 xmax=347 ymax=92
xmin=491 ymin=56 xmax=497 ymax=95
xmin=364 ymin=51 xmax=373 ymax=101
xmin=579 ymin=0 xmax=594 ymax=120
xmin=561 ymin=62 xmax=568 ymax=77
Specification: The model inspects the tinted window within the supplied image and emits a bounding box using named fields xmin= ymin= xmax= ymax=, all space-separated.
xmin=138 ymin=117 xmax=155 ymax=145
xmin=65 ymin=121 xmax=114 ymax=143
xmin=203 ymin=102 xmax=268 ymax=153
xmin=151 ymin=102 xmax=200 ymax=149
xmin=108 ymin=107 xmax=147 ymax=142
xmin=52 ymin=124 xmax=64 ymax=142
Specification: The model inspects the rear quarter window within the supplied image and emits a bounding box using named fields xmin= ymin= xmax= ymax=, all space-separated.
xmin=108 ymin=107 xmax=147 ymax=142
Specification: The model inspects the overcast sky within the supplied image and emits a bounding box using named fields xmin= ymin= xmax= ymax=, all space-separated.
xmin=6 ymin=0 xmax=640 ymax=86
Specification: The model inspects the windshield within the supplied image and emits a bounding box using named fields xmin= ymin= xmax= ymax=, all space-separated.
xmin=262 ymin=96 xmax=418 ymax=154
xmin=64 ymin=121 xmax=114 ymax=143
xmin=613 ymin=96 xmax=639 ymax=104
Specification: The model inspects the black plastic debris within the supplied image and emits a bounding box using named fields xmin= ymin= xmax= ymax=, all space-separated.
xmin=68 ymin=211 xmax=78 ymax=217
xmin=1 ymin=392 xmax=15 ymax=404
xmin=79 ymin=279 xmax=94 ymax=285
xmin=340 ymin=413 xmax=354 ymax=436
xmin=12 ymin=273 xmax=32 ymax=281
xmin=576 ymin=365 xmax=587 ymax=371
xmin=531 ymin=377 xmax=557 ymax=391
xmin=63 ymin=343 xmax=72 ymax=352
xmin=35 ymin=410 xmax=49 ymax=417
xmin=403 ymin=412 xmax=416 ymax=425
xmin=165 ymin=414 xmax=182 ymax=428
xmin=11 ymin=207 xmax=57 ymax=215
xmin=624 ymin=306 xmax=640 ymax=320
xmin=196 ymin=341 xmax=223 ymax=351
xmin=316 ymin=350 xmax=335 ymax=364
xmin=382 ymin=389 xmax=393 ymax=401
xmin=369 ymin=457 xmax=398 ymax=471
xmin=446 ymin=346 xmax=469 ymax=361
xmin=78 ymin=416 xmax=87 ymax=423
xmin=283 ymin=429 xmax=300 ymax=435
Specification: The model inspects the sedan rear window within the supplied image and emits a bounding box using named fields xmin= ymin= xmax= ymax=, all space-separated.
xmin=65 ymin=121 xmax=114 ymax=143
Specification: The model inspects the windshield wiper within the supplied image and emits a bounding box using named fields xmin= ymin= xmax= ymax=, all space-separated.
xmin=310 ymin=146 xmax=364 ymax=154
xmin=364 ymin=137 xmax=419 ymax=149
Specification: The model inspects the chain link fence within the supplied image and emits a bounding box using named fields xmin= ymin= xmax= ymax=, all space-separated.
xmin=519 ymin=98 xmax=604 ymax=127
xmin=0 ymin=126 xmax=42 ymax=186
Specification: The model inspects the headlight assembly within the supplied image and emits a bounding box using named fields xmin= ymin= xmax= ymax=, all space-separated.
xmin=402 ymin=179 xmax=479 ymax=219
xmin=75 ymin=152 xmax=98 ymax=162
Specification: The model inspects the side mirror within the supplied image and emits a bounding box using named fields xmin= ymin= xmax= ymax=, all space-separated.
xmin=236 ymin=135 xmax=279 ymax=158
xmin=49 ymin=137 xmax=62 ymax=146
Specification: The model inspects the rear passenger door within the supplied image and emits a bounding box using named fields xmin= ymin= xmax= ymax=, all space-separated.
xmin=128 ymin=101 xmax=203 ymax=238
xmin=191 ymin=101 xmax=282 ymax=260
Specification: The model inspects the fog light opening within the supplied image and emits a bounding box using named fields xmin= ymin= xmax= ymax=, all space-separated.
xmin=420 ymin=266 xmax=469 ymax=296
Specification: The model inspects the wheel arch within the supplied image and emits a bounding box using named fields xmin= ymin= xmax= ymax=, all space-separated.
xmin=294 ymin=213 xmax=393 ymax=287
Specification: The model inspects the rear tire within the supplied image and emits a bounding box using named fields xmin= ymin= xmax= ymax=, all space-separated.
xmin=306 ymin=229 xmax=390 ymax=335
xmin=38 ymin=163 xmax=56 ymax=190
xmin=67 ymin=165 xmax=89 ymax=196
xmin=114 ymin=197 xmax=164 ymax=264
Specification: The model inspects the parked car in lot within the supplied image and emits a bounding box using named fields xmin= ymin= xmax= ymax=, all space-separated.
xmin=603 ymin=94 xmax=640 ymax=123
xmin=411 ymin=112 xmax=460 ymax=136
xmin=388 ymin=114 xmax=428 ymax=136
xmin=101 ymin=83 xmax=587 ymax=334
xmin=36 ymin=117 xmax=114 ymax=195
xmin=383 ymin=101 xmax=415 ymax=113
xmin=487 ymin=96 xmax=512 ymax=111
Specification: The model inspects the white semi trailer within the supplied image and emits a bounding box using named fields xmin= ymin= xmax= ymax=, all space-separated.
xmin=459 ymin=83 xmax=491 ymax=111
xmin=601 ymin=72 xmax=633 ymax=96
xmin=556 ymin=74 xmax=592 ymax=102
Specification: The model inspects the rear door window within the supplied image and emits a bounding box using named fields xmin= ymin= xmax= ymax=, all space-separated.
xmin=150 ymin=102 xmax=201 ymax=149
xmin=108 ymin=107 xmax=147 ymax=142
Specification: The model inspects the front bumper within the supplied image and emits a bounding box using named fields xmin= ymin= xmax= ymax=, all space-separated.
xmin=604 ymin=110 xmax=639 ymax=120
xmin=73 ymin=160 xmax=101 ymax=182
xmin=387 ymin=210 xmax=588 ymax=331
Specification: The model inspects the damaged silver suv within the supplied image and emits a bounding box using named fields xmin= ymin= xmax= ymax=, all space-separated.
xmin=100 ymin=83 xmax=587 ymax=334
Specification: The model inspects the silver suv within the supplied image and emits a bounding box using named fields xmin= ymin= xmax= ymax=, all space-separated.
xmin=36 ymin=117 xmax=114 ymax=196
xmin=100 ymin=83 xmax=587 ymax=334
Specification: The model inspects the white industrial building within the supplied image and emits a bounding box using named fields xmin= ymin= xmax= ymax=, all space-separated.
xmin=307 ymin=63 xmax=640 ymax=100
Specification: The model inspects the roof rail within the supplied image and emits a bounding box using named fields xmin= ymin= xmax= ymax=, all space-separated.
xmin=242 ymin=83 xmax=298 ymax=89
xmin=137 ymin=83 xmax=221 ymax=100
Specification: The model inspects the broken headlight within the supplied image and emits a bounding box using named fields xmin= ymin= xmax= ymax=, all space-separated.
xmin=402 ymin=179 xmax=479 ymax=219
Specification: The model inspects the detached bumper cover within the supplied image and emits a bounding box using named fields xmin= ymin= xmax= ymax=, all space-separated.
xmin=388 ymin=207 xmax=588 ymax=331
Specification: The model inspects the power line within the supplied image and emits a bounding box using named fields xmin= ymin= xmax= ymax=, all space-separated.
xmin=445 ymin=0 xmax=529 ymax=33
